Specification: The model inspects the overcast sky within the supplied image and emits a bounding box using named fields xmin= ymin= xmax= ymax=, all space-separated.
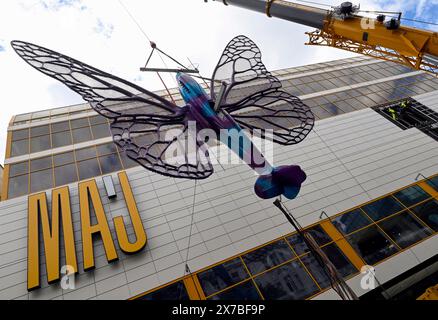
xmin=0 ymin=0 xmax=437 ymax=164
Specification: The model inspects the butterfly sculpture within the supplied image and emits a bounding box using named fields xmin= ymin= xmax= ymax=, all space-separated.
xmin=11 ymin=35 xmax=314 ymax=200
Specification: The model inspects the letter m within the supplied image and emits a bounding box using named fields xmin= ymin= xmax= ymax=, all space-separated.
xmin=27 ymin=187 xmax=77 ymax=291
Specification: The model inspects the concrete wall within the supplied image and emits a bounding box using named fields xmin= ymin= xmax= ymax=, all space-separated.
xmin=1 ymin=91 xmax=438 ymax=300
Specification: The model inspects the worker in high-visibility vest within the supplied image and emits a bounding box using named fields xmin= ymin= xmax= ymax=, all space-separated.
xmin=388 ymin=107 xmax=398 ymax=120
xmin=400 ymin=100 xmax=411 ymax=109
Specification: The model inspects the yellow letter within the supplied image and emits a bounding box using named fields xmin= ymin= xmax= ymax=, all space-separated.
xmin=27 ymin=187 xmax=77 ymax=291
xmin=114 ymin=172 xmax=147 ymax=254
xmin=79 ymin=180 xmax=118 ymax=271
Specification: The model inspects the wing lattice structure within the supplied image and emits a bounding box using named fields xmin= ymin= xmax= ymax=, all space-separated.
xmin=211 ymin=35 xmax=315 ymax=146
xmin=11 ymin=40 xmax=213 ymax=179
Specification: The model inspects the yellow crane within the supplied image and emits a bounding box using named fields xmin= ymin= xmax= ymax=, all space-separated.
xmin=206 ymin=0 xmax=438 ymax=75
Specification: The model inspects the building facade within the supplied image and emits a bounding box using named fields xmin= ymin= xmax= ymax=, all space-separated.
xmin=0 ymin=55 xmax=437 ymax=300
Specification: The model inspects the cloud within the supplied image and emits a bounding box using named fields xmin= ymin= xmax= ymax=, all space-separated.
xmin=0 ymin=40 xmax=5 ymax=52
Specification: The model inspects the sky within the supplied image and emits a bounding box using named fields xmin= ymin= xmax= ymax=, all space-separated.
xmin=1 ymin=0 xmax=438 ymax=164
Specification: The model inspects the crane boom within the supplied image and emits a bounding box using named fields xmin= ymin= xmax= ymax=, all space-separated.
xmin=207 ymin=0 xmax=438 ymax=75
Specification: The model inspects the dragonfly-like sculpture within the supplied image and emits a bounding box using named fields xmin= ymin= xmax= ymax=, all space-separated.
xmin=12 ymin=35 xmax=314 ymax=200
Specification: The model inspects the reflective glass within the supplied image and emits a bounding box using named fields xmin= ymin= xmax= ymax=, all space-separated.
xmin=31 ymin=156 xmax=52 ymax=172
xmin=346 ymin=226 xmax=398 ymax=265
xmin=411 ymin=199 xmax=438 ymax=232
xmin=30 ymin=125 xmax=49 ymax=137
xmin=9 ymin=162 xmax=29 ymax=177
xmin=52 ymin=131 xmax=72 ymax=148
xmin=361 ymin=196 xmax=404 ymax=221
xmin=51 ymin=121 xmax=70 ymax=133
xmin=12 ymin=129 xmax=29 ymax=141
xmin=91 ymin=123 xmax=111 ymax=139
xmin=75 ymin=147 xmax=97 ymax=161
xmin=378 ymin=211 xmax=432 ymax=248
xmin=30 ymin=135 xmax=51 ymax=153
xmin=242 ymin=240 xmax=295 ymax=275
xmin=426 ymin=176 xmax=438 ymax=191
xmin=299 ymin=253 xmax=330 ymax=289
xmin=8 ymin=175 xmax=29 ymax=198
xmin=393 ymin=186 xmax=430 ymax=208
xmin=332 ymin=209 xmax=372 ymax=235
xmin=97 ymin=143 xmax=118 ymax=156
xmin=119 ymin=151 xmax=138 ymax=169
xmin=70 ymin=118 xmax=89 ymax=129
xmin=287 ymin=234 xmax=309 ymax=256
xmin=55 ymin=163 xmax=78 ymax=187
xmin=11 ymin=139 xmax=29 ymax=157
xmin=321 ymin=243 xmax=357 ymax=278
xmin=89 ymin=115 xmax=108 ymax=125
xmin=209 ymin=281 xmax=261 ymax=300
xmin=77 ymin=158 xmax=101 ymax=180
xmin=136 ymin=281 xmax=189 ymax=300
xmin=99 ymin=154 xmax=122 ymax=174
xmin=254 ymin=260 xmax=319 ymax=300
xmin=72 ymin=127 xmax=92 ymax=144
xmin=306 ymin=225 xmax=332 ymax=246
xmin=30 ymin=168 xmax=53 ymax=193
xmin=198 ymin=258 xmax=249 ymax=297
xmin=53 ymin=151 xmax=75 ymax=166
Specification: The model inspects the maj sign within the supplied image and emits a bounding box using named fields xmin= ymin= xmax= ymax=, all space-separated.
xmin=27 ymin=171 xmax=146 ymax=291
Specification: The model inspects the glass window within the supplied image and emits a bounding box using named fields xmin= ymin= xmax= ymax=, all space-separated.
xmin=254 ymin=260 xmax=319 ymax=300
xmin=11 ymin=139 xmax=29 ymax=157
xmin=70 ymin=118 xmax=89 ymax=129
xmin=242 ymin=240 xmax=295 ymax=275
xmin=8 ymin=174 xmax=29 ymax=198
xmin=306 ymin=225 xmax=332 ymax=246
xmin=393 ymin=186 xmax=430 ymax=208
xmin=97 ymin=143 xmax=118 ymax=156
xmin=198 ymin=258 xmax=249 ymax=297
xmin=12 ymin=129 xmax=29 ymax=141
xmin=136 ymin=281 xmax=189 ymax=300
xmin=31 ymin=156 xmax=52 ymax=172
xmin=332 ymin=209 xmax=372 ymax=235
xmin=72 ymin=127 xmax=92 ymax=144
xmin=30 ymin=125 xmax=50 ymax=137
xmin=77 ymin=158 xmax=101 ymax=180
xmin=53 ymin=151 xmax=75 ymax=166
xmin=55 ymin=163 xmax=78 ymax=187
xmin=378 ymin=211 xmax=433 ymax=249
xmin=287 ymin=234 xmax=309 ymax=256
xmin=52 ymin=131 xmax=72 ymax=148
xmin=30 ymin=135 xmax=51 ymax=153
xmin=30 ymin=168 xmax=53 ymax=193
xmin=346 ymin=226 xmax=398 ymax=265
xmin=99 ymin=153 xmax=122 ymax=174
xmin=91 ymin=123 xmax=111 ymax=139
xmin=361 ymin=196 xmax=404 ymax=221
xmin=75 ymin=147 xmax=97 ymax=161
xmin=411 ymin=199 xmax=438 ymax=232
xmin=9 ymin=162 xmax=29 ymax=177
xmin=51 ymin=121 xmax=70 ymax=133
xmin=299 ymin=253 xmax=331 ymax=289
xmin=119 ymin=151 xmax=138 ymax=169
xmin=321 ymin=243 xmax=357 ymax=278
xmin=89 ymin=115 xmax=108 ymax=125
xmin=209 ymin=280 xmax=261 ymax=300
xmin=426 ymin=176 xmax=438 ymax=191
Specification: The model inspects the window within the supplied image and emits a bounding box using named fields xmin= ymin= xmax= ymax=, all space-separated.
xmin=197 ymin=258 xmax=249 ymax=297
xmin=209 ymin=280 xmax=261 ymax=300
xmin=9 ymin=161 xmax=28 ymax=177
xmin=31 ymin=156 xmax=52 ymax=171
xmin=242 ymin=240 xmax=295 ymax=275
xmin=378 ymin=211 xmax=433 ymax=248
xmin=99 ymin=154 xmax=122 ymax=174
xmin=91 ymin=123 xmax=111 ymax=139
xmin=72 ymin=127 xmax=92 ymax=144
xmin=12 ymin=129 xmax=29 ymax=141
xmin=8 ymin=175 xmax=29 ymax=198
xmin=11 ymin=139 xmax=29 ymax=157
xmin=30 ymin=168 xmax=53 ymax=193
xmin=299 ymin=253 xmax=331 ymax=289
xmin=76 ymin=147 xmax=97 ymax=161
xmin=411 ymin=199 xmax=438 ymax=232
xmin=30 ymin=125 xmax=49 ymax=137
xmin=426 ymin=176 xmax=438 ymax=191
xmin=321 ymin=243 xmax=357 ymax=278
xmin=361 ymin=196 xmax=404 ymax=221
xmin=332 ymin=209 xmax=372 ymax=235
xmin=346 ymin=226 xmax=398 ymax=265
xmin=254 ymin=260 xmax=319 ymax=300
xmin=30 ymin=135 xmax=51 ymax=153
xmin=53 ymin=151 xmax=74 ymax=166
xmin=287 ymin=234 xmax=309 ymax=256
xmin=136 ymin=281 xmax=189 ymax=300
xmin=52 ymin=131 xmax=72 ymax=148
xmin=77 ymin=158 xmax=101 ymax=180
xmin=393 ymin=185 xmax=431 ymax=208
xmin=55 ymin=164 xmax=78 ymax=187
